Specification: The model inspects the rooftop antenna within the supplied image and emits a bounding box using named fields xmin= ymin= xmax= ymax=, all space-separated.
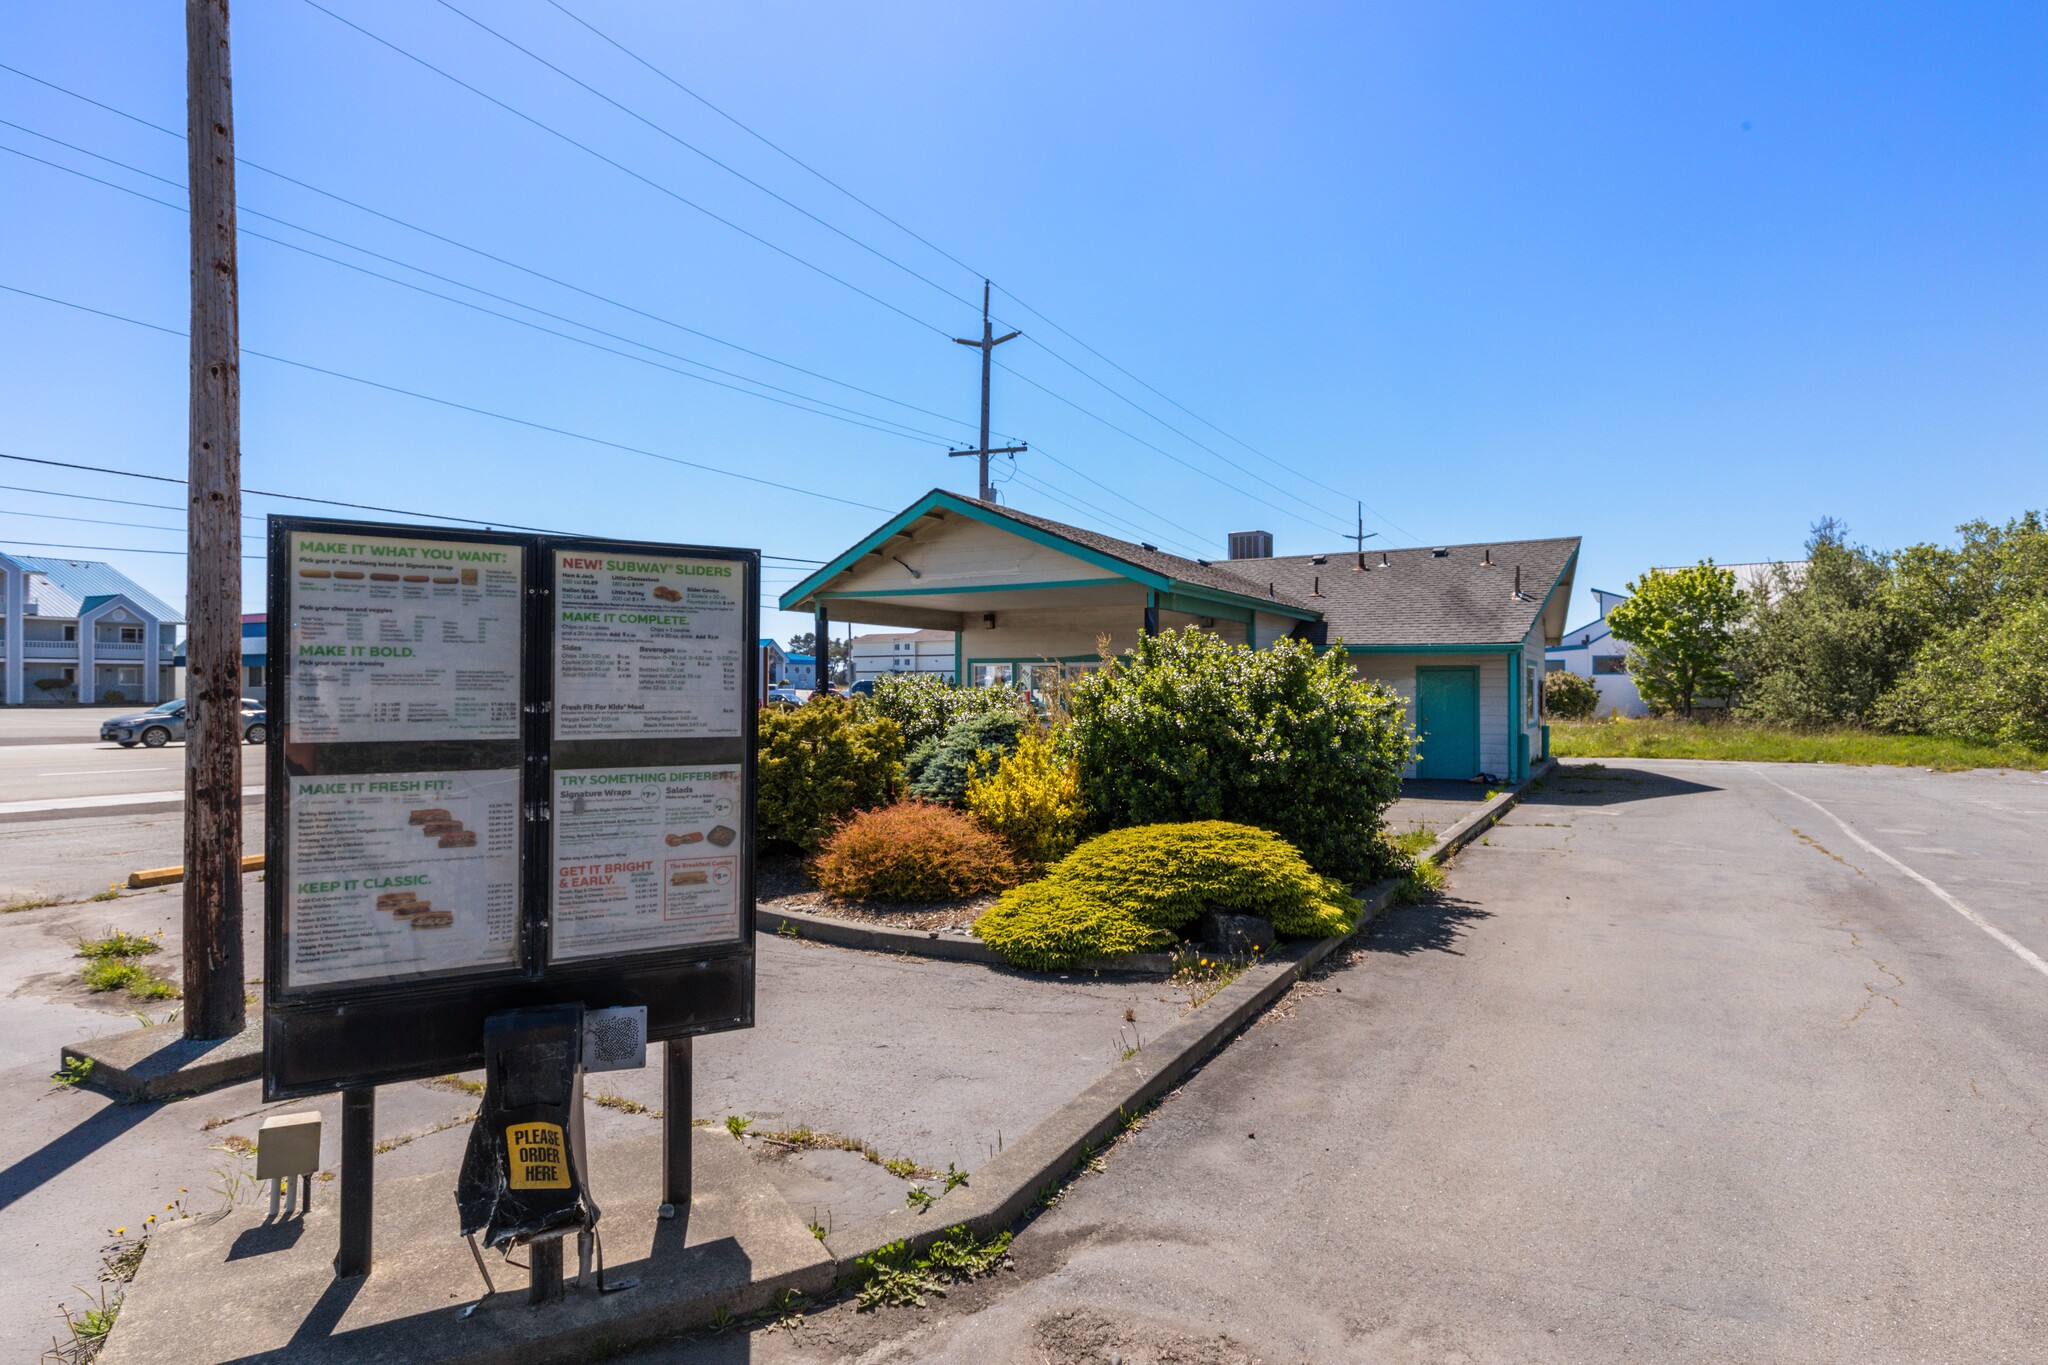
xmin=1349 ymin=501 xmax=1379 ymax=556
xmin=948 ymin=281 xmax=1027 ymax=501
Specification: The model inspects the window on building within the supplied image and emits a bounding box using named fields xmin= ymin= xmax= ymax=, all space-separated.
xmin=1593 ymin=655 xmax=1628 ymax=675
xmin=118 ymin=626 xmax=143 ymax=644
xmin=1544 ymin=659 xmax=1565 ymax=673
xmin=62 ymin=625 xmax=76 ymax=641
xmin=1526 ymin=665 xmax=1537 ymax=721
xmin=970 ymin=663 xmax=1013 ymax=688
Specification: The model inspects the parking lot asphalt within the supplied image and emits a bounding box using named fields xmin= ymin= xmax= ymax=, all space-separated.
xmin=670 ymin=759 xmax=2048 ymax=1363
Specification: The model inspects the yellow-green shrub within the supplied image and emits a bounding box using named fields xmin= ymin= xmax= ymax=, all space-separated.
xmin=973 ymin=821 xmax=1359 ymax=970
xmin=963 ymin=731 xmax=1085 ymax=868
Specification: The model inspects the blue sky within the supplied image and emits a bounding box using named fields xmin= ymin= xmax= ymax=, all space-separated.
xmin=2 ymin=1 xmax=2042 ymax=643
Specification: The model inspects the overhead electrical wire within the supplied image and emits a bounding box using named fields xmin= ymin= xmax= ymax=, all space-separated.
xmin=0 ymin=282 xmax=896 ymax=514
xmin=0 ymin=133 xmax=966 ymax=448
xmin=527 ymin=2 xmax=1414 ymax=540
xmin=293 ymin=0 xmax=955 ymax=341
xmin=0 ymin=64 xmax=1240 ymax=556
xmin=0 ymin=453 xmax=826 ymax=563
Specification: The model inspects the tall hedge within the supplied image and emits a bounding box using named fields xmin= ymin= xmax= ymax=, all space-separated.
xmin=864 ymin=672 xmax=1024 ymax=749
xmin=1067 ymin=629 xmax=1412 ymax=881
xmin=756 ymin=698 xmax=904 ymax=851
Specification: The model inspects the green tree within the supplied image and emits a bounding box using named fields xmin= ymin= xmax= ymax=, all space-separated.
xmin=1735 ymin=520 xmax=1911 ymax=726
xmin=1605 ymin=562 xmax=1744 ymax=718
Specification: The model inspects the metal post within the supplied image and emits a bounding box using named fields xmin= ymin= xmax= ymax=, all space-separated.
xmin=182 ymin=0 xmax=245 ymax=1042
xmin=661 ymin=1036 xmax=691 ymax=1217
xmin=528 ymin=1235 xmax=565 ymax=1305
xmin=812 ymin=606 xmax=827 ymax=693
xmin=335 ymin=1086 xmax=374 ymax=1276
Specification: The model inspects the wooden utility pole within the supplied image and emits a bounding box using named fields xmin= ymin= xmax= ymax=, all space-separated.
xmin=184 ymin=0 xmax=245 ymax=1041
xmin=948 ymin=281 xmax=1026 ymax=501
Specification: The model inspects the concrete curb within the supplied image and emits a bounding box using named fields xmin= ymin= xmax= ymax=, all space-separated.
xmin=62 ymin=1021 xmax=262 ymax=1103
xmin=820 ymin=762 xmax=1553 ymax=1273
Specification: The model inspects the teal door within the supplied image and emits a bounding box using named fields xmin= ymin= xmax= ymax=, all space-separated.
xmin=1415 ymin=667 xmax=1480 ymax=779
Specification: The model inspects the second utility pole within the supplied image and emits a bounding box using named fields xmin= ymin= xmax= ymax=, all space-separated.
xmin=949 ymin=281 xmax=1026 ymax=501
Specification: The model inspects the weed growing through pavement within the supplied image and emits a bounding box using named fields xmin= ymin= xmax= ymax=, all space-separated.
xmin=768 ymin=1288 xmax=807 ymax=1329
xmin=853 ymin=1229 xmax=1012 ymax=1311
xmin=428 ymin=1074 xmax=485 ymax=1097
xmin=904 ymin=1185 xmax=935 ymax=1212
xmin=776 ymin=921 xmax=802 ymax=939
xmin=589 ymin=1090 xmax=650 ymax=1116
xmin=1115 ymin=1021 xmax=1144 ymax=1062
xmin=1392 ymin=858 xmax=1447 ymax=906
xmin=724 ymin=1114 xmax=753 ymax=1140
xmin=2 ymin=893 xmax=61 ymax=914
xmin=942 ymin=1163 xmax=969 ymax=1194
xmin=744 ymin=1123 xmax=934 ymax=1178
xmin=89 ymin=885 xmax=121 ymax=903
xmin=807 ymin=1207 xmax=831 ymax=1241
xmin=1170 ymin=948 xmax=1253 ymax=1008
xmin=76 ymin=930 xmax=178 ymax=1001
xmin=50 ymin=1056 xmax=94 ymax=1089
xmin=44 ymin=1284 xmax=119 ymax=1364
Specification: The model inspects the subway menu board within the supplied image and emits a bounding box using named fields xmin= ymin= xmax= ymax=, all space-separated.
xmin=264 ymin=518 xmax=757 ymax=1101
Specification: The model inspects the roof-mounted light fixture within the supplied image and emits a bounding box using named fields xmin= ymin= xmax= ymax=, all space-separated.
xmin=891 ymin=555 xmax=921 ymax=579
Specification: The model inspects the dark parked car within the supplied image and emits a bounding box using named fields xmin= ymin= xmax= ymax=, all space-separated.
xmin=102 ymin=698 xmax=268 ymax=748
xmin=847 ymin=679 xmax=875 ymax=697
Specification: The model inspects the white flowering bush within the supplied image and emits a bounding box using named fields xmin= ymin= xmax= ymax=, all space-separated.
xmin=1068 ymin=628 xmax=1413 ymax=881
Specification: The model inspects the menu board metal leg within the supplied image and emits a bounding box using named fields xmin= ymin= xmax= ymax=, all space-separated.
xmin=335 ymin=1086 xmax=374 ymax=1277
xmin=528 ymin=1233 xmax=565 ymax=1304
xmin=661 ymin=1036 xmax=691 ymax=1220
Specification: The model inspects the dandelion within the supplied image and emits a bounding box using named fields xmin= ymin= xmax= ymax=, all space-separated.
xmin=115 ymin=1227 xmax=125 ymax=1235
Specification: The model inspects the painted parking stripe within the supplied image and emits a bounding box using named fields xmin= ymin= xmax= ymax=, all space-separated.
xmin=0 ymin=788 xmax=260 ymax=815
xmin=1749 ymin=767 xmax=2048 ymax=983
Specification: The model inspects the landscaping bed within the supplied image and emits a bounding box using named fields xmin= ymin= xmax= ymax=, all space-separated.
xmin=757 ymin=850 xmax=991 ymax=933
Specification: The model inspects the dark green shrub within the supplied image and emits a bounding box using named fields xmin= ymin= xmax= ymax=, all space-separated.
xmin=756 ymin=698 xmax=904 ymax=851
xmin=1542 ymin=670 xmax=1599 ymax=720
xmin=907 ymin=710 xmax=1024 ymax=805
xmin=974 ymin=821 xmax=1360 ymax=970
xmin=809 ymin=801 xmax=1023 ymax=902
xmin=865 ymin=673 xmax=1023 ymax=749
xmin=1067 ymin=629 xmax=1412 ymax=881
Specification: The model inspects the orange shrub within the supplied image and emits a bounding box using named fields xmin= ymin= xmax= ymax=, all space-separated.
xmin=810 ymin=801 xmax=1025 ymax=903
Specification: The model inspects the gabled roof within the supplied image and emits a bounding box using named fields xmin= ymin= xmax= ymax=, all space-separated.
xmin=779 ymin=490 xmax=1320 ymax=619
xmin=1212 ymin=539 xmax=1581 ymax=648
xmin=4 ymin=555 xmax=184 ymax=624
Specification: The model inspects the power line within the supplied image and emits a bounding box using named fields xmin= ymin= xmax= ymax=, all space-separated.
xmin=430 ymin=0 xmax=982 ymax=317
xmin=0 ymin=455 xmax=827 ymax=563
xmin=1 ymin=537 xmax=263 ymax=561
xmin=473 ymin=12 xmax=1403 ymax=536
xmin=0 ymin=282 xmax=896 ymax=513
xmin=0 ymin=506 xmax=182 ymax=535
xmin=0 ymin=69 xmax=1244 ymax=557
xmin=0 ymin=132 xmax=967 ymax=447
xmin=541 ymin=0 xmax=987 ymax=285
xmin=996 ymin=286 xmax=1420 ymax=541
xmin=0 ymin=75 xmax=997 ymax=441
xmin=294 ymin=0 xmax=956 ymax=340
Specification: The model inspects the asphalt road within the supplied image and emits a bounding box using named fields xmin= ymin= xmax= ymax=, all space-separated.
xmin=664 ymin=759 xmax=2048 ymax=1363
xmin=0 ymin=709 xmax=264 ymax=903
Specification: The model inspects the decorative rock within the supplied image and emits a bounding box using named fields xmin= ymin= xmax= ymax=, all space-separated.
xmin=1199 ymin=911 xmax=1275 ymax=955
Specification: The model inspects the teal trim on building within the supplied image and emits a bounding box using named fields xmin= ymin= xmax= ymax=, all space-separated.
xmin=1508 ymin=654 xmax=1522 ymax=782
xmin=778 ymin=490 xmax=1316 ymax=622
xmin=814 ymin=577 xmax=1119 ymax=600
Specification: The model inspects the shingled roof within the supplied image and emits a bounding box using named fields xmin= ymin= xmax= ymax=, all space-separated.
xmin=950 ymin=495 xmax=1318 ymax=610
xmin=1210 ymin=539 xmax=1581 ymax=647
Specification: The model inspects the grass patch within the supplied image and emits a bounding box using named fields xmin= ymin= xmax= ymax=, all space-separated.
xmin=1391 ymin=858 xmax=1447 ymax=906
xmin=1391 ymin=827 xmax=1437 ymax=857
xmin=589 ymin=1089 xmax=650 ymax=1116
xmin=50 ymin=1056 xmax=94 ymax=1089
xmin=1549 ymin=718 xmax=2048 ymax=772
xmin=853 ymin=1228 xmax=1012 ymax=1310
xmin=2 ymin=893 xmax=61 ymax=914
xmin=746 ymin=1123 xmax=933 ymax=1178
xmin=46 ymin=1285 xmax=120 ymax=1364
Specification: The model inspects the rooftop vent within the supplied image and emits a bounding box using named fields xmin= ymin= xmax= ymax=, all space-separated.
xmin=1310 ymin=554 xmax=1327 ymax=566
xmin=1228 ymin=530 xmax=1274 ymax=560
xmin=1432 ymin=547 xmax=1449 ymax=558
xmin=1140 ymin=542 xmax=1158 ymax=551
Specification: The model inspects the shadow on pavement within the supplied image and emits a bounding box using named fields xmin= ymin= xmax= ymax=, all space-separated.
xmin=1528 ymin=764 xmax=1719 ymax=808
xmin=0 ymin=1094 xmax=159 ymax=1213
xmin=1399 ymin=779 xmax=1498 ymax=804
xmin=1361 ymin=893 xmax=1492 ymax=957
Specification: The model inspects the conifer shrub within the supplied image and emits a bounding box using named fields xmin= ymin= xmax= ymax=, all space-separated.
xmin=756 ymin=698 xmax=904 ymax=851
xmin=810 ymin=801 xmax=1024 ymax=902
xmin=1542 ymin=670 xmax=1599 ymax=721
xmin=973 ymin=821 xmax=1360 ymax=970
xmin=907 ymin=710 xmax=1024 ymax=805
xmin=1068 ymin=629 xmax=1413 ymax=881
xmin=964 ymin=730 xmax=1086 ymax=868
